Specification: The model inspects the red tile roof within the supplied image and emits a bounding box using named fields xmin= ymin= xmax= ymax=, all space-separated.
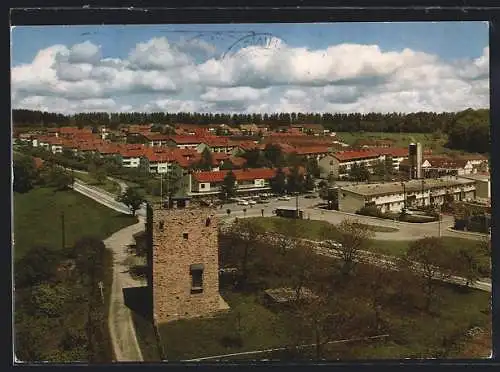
xmin=333 ymin=150 xmax=381 ymax=162
xmin=293 ymin=145 xmax=331 ymax=155
xmin=373 ymin=147 xmax=409 ymax=157
xmin=192 ymin=166 xmax=304 ymax=183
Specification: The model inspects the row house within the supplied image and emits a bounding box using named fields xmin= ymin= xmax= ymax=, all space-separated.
xmin=166 ymin=135 xmax=206 ymax=149
xmin=421 ymin=157 xmax=475 ymax=177
xmin=32 ymin=136 xmax=64 ymax=154
xmin=354 ymin=139 xmax=395 ymax=149
xmin=140 ymin=149 xmax=180 ymax=174
xmin=458 ymin=154 xmax=489 ymax=171
xmin=196 ymin=137 xmax=238 ymax=154
xmin=239 ymin=124 xmax=259 ymax=136
xmin=188 ymin=167 xmax=304 ymax=197
xmin=338 ymin=177 xmax=477 ymax=214
xmin=292 ymin=145 xmax=332 ymax=161
xmin=291 ymin=123 xmax=328 ymax=135
xmin=318 ymin=150 xmax=383 ymax=179
xmin=142 ymin=133 xmax=171 ymax=147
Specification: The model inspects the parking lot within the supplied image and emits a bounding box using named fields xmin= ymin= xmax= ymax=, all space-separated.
xmin=217 ymin=193 xmax=322 ymax=214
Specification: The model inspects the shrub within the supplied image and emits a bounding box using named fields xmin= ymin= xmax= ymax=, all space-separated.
xmin=356 ymin=205 xmax=385 ymax=218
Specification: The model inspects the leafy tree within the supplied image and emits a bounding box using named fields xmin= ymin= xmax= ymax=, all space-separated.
xmin=197 ymin=148 xmax=213 ymax=171
xmin=306 ymin=158 xmax=321 ymax=178
xmin=241 ymin=149 xmax=269 ymax=168
xmin=220 ymin=170 xmax=237 ymax=200
xmin=286 ymin=165 xmax=305 ymax=194
xmin=270 ymin=167 xmax=287 ymax=195
xmin=39 ymin=165 xmax=73 ymax=190
xmin=117 ymin=187 xmax=144 ymax=216
xmin=348 ymin=163 xmax=370 ymax=182
xmin=13 ymin=157 xmax=38 ymax=193
xmin=14 ymin=246 xmax=61 ymax=288
xmin=304 ymin=173 xmax=315 ymax=191
xmin=264 ymin=144 xmax=285 ymax=167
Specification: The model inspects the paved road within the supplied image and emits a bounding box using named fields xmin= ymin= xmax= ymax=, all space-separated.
xmin=106 ymin=217 xmax=146 ymax=362
xmin=217 ymin=205 xmax=486 ymax=240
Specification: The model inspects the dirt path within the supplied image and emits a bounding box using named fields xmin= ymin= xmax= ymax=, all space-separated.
xmin=106 ymin=216 xmax=146 ymax=362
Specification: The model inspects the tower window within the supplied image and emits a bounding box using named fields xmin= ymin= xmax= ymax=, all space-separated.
xmin=183 ymin=233 xmax=189 ymax=239
xmin=190 ymin=264 xmax=204 ymax=293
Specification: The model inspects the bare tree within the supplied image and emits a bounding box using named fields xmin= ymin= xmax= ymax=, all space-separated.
xmin=406 ymin=237 xmax=453 ymax=311
xmin=288 ymin=240 xmax=316 ymax=301
xmin=320 ymin=218 xmax=375 ymax=277
xmin=229 ymin=219 xmax=265 ymax=287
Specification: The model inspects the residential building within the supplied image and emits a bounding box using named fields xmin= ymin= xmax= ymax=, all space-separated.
xmin=318 ymin=150 xmax=383 ymax=179
xmin=188 ymin=167 xmax=304 ymax=197
xmin=338 ymin=177 xmax=477 ymax=214
xmin=459 ymin=173 xmax=490 ymax=200
xmin=196 ymin=137 xmax=237 ymax=153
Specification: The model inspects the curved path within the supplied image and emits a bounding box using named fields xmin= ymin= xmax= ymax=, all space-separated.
xmin=106 ymin=217 xmax=146 ymax=362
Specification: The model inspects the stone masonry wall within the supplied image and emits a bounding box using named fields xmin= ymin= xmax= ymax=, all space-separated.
xmin=152 ymin=205 xmax=220 ymax=324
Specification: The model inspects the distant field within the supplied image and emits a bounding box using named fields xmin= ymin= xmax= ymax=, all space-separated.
xmin=335 ymin=132 xmax=449 ymax=153
xmin=13 ymin=187 xmax=138 ymax=261
xmin=73 ymin=171 xmax=121 ymax=195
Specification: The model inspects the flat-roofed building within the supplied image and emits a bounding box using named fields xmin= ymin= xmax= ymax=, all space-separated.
xmin=459 ymin=173 xmax=490 ymax=200
xmin=338 ymin=177 xmax=477 ymax=214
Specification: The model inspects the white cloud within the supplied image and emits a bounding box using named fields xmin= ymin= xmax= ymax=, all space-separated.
xmin=11 ymin=35 xmax=489 ymax=114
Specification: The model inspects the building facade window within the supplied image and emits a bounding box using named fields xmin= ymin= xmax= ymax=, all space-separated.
xmin=190 ymin=264 xmax=204 ymax=293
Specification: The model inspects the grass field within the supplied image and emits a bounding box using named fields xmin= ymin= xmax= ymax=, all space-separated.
xmin=73 ymin=171 xmax=121 ymax=195
xmin=13 ymin=187 xmax=138 ymax=261
xmin=335 ymin=132 xmax=450 ymax=153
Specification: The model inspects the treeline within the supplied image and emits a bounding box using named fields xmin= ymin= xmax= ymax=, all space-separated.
xmin=13 ymin=108 xmax=490 ymax=154
xmin=14 ymin=109 xmax=459 ymax=133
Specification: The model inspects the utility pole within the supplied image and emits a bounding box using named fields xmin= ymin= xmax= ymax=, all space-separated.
xmin=61 ymin=211 xmax=65 ymax=250
xmin=295 ymin=194 xmax=299 ymax=219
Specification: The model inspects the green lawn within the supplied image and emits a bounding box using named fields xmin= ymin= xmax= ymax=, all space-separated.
xmin=335 ymin=132 xmax=449 ymax=154
xmin=13 ymin=187 xmax=138 ymax=261
xmin=73 ymin=171 xmax=121 ymax=195
xmin=159 ymin=292 xmax=297 ymax=361
xmin=245 ymin=217 xmax=338 ymax=240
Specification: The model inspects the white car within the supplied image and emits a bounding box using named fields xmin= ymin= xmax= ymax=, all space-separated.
xmin=237 ymin=200 xmax=249 ymax=206
xmin=248 ymin=200 xmax=257 ymax=205
xmin=277 ymin=196 xmax=291 ymax=201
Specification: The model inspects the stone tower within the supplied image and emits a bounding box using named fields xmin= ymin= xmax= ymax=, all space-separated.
xmin=150 ymin=197 xmax=225 ymax=324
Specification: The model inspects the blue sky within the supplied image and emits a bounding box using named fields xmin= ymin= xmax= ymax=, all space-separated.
xmin=11 ymin=22 xmax=489 ymax=114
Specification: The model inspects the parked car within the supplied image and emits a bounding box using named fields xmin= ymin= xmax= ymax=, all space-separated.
xmin=237 ymin=200 xmax=249 ymax=206
xmin=248 ymin=200 xmax=257 ymax=205
xmin=278 ymin=196 xmax=291 ymax=201
xmin=257 ymin=199 xmax=270 ymax=204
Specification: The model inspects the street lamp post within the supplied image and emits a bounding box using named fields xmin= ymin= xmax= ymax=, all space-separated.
xmin=295 ymin=194 xmax=299 ymax=219
xmin=421 ymin=179 xmax=425 ymax=207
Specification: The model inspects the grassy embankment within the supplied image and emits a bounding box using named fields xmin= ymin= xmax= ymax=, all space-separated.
xmin=14 ymin=186 xmax=138 ymax=362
